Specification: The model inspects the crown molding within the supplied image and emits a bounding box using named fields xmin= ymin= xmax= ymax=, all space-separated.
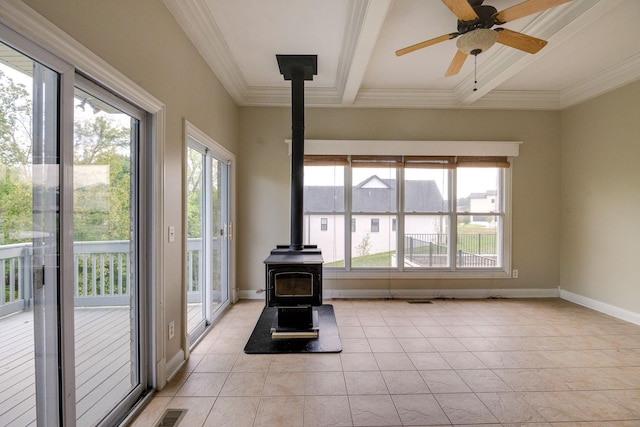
xmin=471 ymin=90 xmax=561 ymax=110
xmin=560 ymin=52 xmax=640 ymax=108
xmin=163 ymin=0 xmax=247 ymax=104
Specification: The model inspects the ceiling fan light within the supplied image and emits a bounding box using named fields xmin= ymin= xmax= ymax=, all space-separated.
xmin=456 ymin=29 xmax=498 ymax=55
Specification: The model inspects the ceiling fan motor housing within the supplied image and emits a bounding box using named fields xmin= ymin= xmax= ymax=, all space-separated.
xmin=457 ymin=4 xmax=498 ymax=34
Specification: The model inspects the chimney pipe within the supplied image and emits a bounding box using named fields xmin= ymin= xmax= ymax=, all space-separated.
xmin=276 ymin=55 xmax=317 ymax=251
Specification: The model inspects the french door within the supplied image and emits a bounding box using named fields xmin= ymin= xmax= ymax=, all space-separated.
xmin=0 ymin=27 xmax=149 ymax=426
xmin=186 ymin=131 xmax=232 ymax=345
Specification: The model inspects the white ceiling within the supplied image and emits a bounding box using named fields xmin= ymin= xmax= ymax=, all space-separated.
xmin=164 ymin=0 xmax=640 ymax=109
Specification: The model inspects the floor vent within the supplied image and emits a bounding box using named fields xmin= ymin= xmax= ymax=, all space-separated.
xmin=156 ymin=409 xmax=187 ymax=427
xmin=407 ymin=300 xmax=433 ymax=304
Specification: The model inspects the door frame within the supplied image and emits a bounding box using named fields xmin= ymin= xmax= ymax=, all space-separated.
xmin=183 ymin=120 xmax=236 ymax=354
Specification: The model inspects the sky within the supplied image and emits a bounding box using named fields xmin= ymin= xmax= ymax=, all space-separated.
xmin=304 ymin=165 xmax=498 ymax=198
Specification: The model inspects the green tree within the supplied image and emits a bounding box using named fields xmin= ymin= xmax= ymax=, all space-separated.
xmin=355 ymin=232 xmax=372 ymax=257
xmin=0 ymin=70 xmax=33 ymax=244
xmin=186 ymin=148 xmax=203 ymax=239
xmin=73 ymin=114 xmax=131 ymax=241
xmin=0 ymin=70 xmax=31 ymax=170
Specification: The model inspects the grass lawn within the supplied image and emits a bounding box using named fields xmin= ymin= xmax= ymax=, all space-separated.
xmin=352 ymin=251 xmax=394 ymax=267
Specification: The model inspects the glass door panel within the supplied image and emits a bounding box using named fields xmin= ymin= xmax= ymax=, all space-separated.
xmin=186 ymin=146 xmax=206 ymax=337
xmin=186 ymin=136 xmax=230 ymax=346
xmin=0 ymin=42 xmax=60 ymax=426
xmin=73 ymin=85 xmax=140 ymax=426
xmin=210 ymin=158 xmax=229 ymax=314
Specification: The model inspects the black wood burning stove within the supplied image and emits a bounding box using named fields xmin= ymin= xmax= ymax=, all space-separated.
xmin=265 ymin=245 xmax=323 ymax=308
xmin=265 ymin=245 xmax=323 ymax=331
xmin=264 ymin=55 xmax=323 ymax=337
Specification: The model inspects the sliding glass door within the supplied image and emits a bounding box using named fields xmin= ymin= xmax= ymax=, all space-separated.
xmin=186 ymin=133 xmax=231 ymax=345
xmin=0 ymin=27 xmax=150 ymax=426
xmin=0 ymin=39 xmax=62 ymax=426
xmin=72 ymin=78 xmax=147 ymax=426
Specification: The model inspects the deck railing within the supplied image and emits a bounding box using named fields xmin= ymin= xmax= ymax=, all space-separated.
xmin=1 ymin=239 xmax=204 ymax=316
xmin=0 ymin=243 xmax=33 ymax=317
xmin=404 ymin=233 xmax=498 ymax=268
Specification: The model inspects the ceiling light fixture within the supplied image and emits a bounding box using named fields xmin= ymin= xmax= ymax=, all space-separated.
xmin=455 ymin=29 xmax=497 ymax=91
xmin=456 ymin=28 xmax=498 ymax=56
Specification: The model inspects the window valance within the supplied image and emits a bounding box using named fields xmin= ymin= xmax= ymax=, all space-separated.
xmin=304 ymin=154 xmax=510 ymax=168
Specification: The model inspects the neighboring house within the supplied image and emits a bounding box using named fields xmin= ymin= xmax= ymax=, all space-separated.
xmin=468 ymin=190 xmax=497 ymax=223
xmin=303 ymin=175 xmax=444 ymax=263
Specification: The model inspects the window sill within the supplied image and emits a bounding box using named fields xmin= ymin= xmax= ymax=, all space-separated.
xmin=322 ymin=268 xmax=512 ymax=280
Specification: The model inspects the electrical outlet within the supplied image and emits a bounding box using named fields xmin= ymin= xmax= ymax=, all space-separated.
xmin=512 ymin=269 xmax=519 ymax=279
xmin=168 ymin=321 xmax=175 ymax=339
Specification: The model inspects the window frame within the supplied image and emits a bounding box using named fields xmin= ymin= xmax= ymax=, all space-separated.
xmin=297 ymin=139 xmax=518 ymax=279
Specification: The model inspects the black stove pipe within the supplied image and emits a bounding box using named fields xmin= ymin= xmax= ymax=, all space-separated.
xmin=276 ymin=55 xmax=317 ymax=252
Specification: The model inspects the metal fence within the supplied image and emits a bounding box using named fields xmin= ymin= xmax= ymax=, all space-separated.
xmin=404 ymin=233 xmax=497 ymax=268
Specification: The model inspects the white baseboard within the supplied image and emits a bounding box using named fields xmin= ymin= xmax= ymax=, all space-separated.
xmin=560 ymin=289 xmax=640 ymax=326
xmin=324 ymin=288 xmax=559 ymax=299
xmin=238 ymin=287 xmax=559 ymax=301
xmin=239 ymin=290 xmax=267 ymax=300
xmin=165 ymin=349 xmax=185 ymax=382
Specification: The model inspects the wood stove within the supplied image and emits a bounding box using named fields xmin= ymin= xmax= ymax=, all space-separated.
xmin=264 ymin=55 xmax=323 ymax=337
xmin=265 ymin=245 xmax=323 ymax=308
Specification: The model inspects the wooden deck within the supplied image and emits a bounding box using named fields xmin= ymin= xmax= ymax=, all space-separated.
xmin=0 ymin=303 xmax=206 ymax=426
xmin=0 ymin=306 xmax=132 ymax=426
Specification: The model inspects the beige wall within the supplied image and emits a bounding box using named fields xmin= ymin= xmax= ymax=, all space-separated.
xmin=560 ymin=80 xmax=640 ymax=314
xmin=23 ymin=0 xmax=240 ymax=368
xmin=238 ymin=107 xmax=562 ymax=295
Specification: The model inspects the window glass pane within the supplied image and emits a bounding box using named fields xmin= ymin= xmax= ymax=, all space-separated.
xmin=404 ymin=168 xmax=449 ymax=212
xmin=352 ymin=167 xmax=396 ymax=213
xmin=352 ymin=215 xmax=397 ymax=268
xmin=73 ymin=86 xmax=139 ymax=425
xmin=404 ymin=215 xmax=450 ymax=268
xmin=457 ymin=215 xmax=500 ymax=268
xmin=304 ymin=165 xmax=344 ymax=267
xmin=186 ymin=146 xmax=205 ymax=336
xmin=210 ymin=158 xmax=227 ymax=313
xmin=456 ymin=167 xmax=500 ymax=213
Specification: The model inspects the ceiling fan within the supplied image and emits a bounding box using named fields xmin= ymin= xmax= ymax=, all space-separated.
xmin=396 ymin=0 xmax=573 ymax=77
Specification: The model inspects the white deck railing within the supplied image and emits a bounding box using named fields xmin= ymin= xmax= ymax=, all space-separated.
xmin=1 ymin=239 xmax=204 ymax=316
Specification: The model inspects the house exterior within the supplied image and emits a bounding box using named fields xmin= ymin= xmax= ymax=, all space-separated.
xmin=303 ymin=175 xmax=445 ymax=264
xmin=469 ymin=190 xmax=497 ymax=223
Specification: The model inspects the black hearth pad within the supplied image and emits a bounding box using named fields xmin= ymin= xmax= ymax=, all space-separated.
xmin=244 ymin=304 xmax=342 ymax=354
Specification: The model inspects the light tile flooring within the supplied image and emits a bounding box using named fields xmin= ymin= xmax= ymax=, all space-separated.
xmin=131 ymin=298 xmax=640 ymax=426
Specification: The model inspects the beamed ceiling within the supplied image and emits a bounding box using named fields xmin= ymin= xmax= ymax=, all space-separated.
xmin=163 ymin=0 xmax=640 ymax=109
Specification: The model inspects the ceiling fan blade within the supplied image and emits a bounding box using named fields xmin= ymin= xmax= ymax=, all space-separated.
xmin=395 ymin=33 xmax=459 ymax=56
xmin=445 ymin=49 xmax=468 ymax=77
xmin=441 ymin=0 xmax=479 ymax=21
xmin=495 ymin=28 xmax=548 ymax=53
xmin=494 ymin=0 xmax=572 ymax=24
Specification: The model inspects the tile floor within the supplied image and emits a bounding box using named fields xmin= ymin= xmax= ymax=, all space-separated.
xmin=131 ymin=298 xmax=640 ymax=426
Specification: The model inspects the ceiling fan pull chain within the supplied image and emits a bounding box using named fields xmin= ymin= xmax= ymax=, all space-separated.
xmin=473 ymin=54 xmax=478 ymax=92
